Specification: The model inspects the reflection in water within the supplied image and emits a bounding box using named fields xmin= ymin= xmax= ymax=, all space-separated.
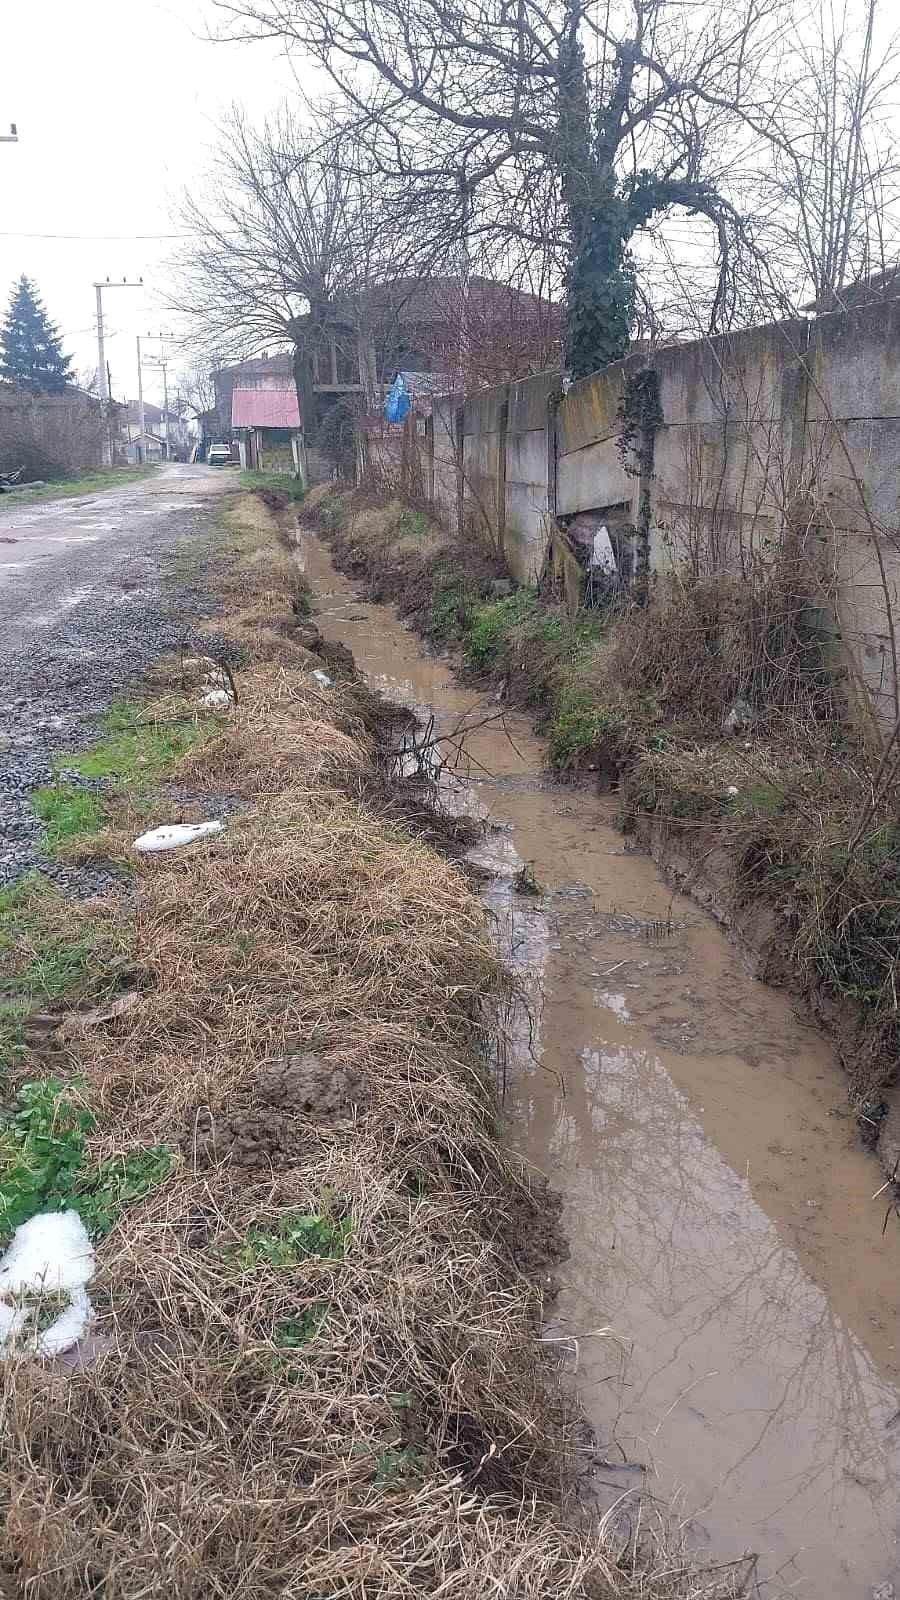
xmin=501 ymin=888 xmax=900 ymax=1597
xmin=302 ymin=535 xmax=900 ymax=1600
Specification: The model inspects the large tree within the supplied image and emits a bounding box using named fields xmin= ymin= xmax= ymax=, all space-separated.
xmin=0 ymin=276 xmax=73 ymax=393
xmin=171 ymin=109 xmax=427 ymax=440
xmin=213 ymin=0 xmax=782 ymax=376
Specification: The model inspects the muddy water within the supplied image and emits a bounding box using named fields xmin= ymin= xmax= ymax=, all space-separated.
xmin=301 ymin=530 xmax=900 ymax=1598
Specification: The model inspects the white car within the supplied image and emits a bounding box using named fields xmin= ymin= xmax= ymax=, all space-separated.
xmin=207 ymin=444 xmax=233 ymax=466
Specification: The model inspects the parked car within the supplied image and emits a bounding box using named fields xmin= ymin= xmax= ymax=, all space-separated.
xmin=207 ymin=444 xmax=234 ymax=467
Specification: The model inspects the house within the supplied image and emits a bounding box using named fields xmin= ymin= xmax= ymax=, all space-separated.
xmin=210 ymin=276 xmax=561 ymax=442
xmin=123 ymin=400 xmax=192 ymax=463
xmin=803 ymin=265 xmax=900 ymax=316
xmin=231 ymin=386 xmax=302 ymax=474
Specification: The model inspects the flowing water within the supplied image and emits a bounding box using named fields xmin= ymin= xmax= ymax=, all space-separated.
xmin=301 ymin=527 xmax=900 ymax=1598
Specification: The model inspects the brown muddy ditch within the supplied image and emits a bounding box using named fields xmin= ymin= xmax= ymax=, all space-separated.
xmin=298 ymin=522 xmax=900 ymax=1600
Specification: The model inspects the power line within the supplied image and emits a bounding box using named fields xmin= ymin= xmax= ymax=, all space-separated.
xmin=0 ymin=230 xmax=188 ymax=241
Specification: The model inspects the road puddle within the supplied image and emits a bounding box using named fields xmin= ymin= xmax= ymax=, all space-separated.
xmin=301 ymin=528 xmax=900 ymax=1598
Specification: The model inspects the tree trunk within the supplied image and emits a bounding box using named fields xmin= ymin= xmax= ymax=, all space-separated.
xmin=555 ymin=18 xmax=634 ymax=378
xmin=291 ymin=339 xmax=318 ymax=449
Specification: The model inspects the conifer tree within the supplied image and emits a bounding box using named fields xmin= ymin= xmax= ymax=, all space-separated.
xmin=0 ymin=276 xmax=73 ymax=393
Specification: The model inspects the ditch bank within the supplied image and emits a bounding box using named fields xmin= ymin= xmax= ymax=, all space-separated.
xmin=0 ymin=493 xmax=742 ymax=1599
xmin=303 ymin=488 xmax=900 ymax=1190
xmin=288 ymin=484 xmax=900 ymax=1600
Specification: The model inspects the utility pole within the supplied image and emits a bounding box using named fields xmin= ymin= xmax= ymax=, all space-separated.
xmin=143 ymin=333 xmax=172 ymax=460
xmin=93 ymin=278 xmax=143 ymax=465
xmin=136 ymin=336 xmax=146 ymax=466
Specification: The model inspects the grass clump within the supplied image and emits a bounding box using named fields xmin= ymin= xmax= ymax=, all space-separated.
xmin=240 ymin=469 xmax=306 ymax=502
xmin=58 ymin=702 xmax=213 ymax=786
xmin=548 ymin=691 xmax=616 ymax=771
xmin=235 ymin=1210 xmax=350 ymax=1268
xmin=0 ymin=464 xmax=157 ymax=506
xmin=0 ymin=877 xmax=119 ymax=1004
xmin=275 ymin=1304 xmax=329 ymax=1346
xmin=465 ymin=591 xmax=540 ymax=667
xmin=427 ymin=575 xmax=481 ymax=644
xmin=31 ymin=784 xmax=104 ymax=853
xmin=0 ymin=877 xmax=127 ymax=1071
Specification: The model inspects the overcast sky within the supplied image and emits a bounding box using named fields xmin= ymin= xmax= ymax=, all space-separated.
xmin=2 ymin=0 xmax=302 ymax=409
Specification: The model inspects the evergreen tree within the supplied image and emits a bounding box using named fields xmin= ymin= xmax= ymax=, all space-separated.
xmin=0 ymin=276 xmax=73 ymax=393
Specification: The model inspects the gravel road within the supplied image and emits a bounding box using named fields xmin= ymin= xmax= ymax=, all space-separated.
xmin=0 ymin=465 xmax=238 ymax=891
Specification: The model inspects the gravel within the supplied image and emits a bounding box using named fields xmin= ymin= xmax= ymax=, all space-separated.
xmin=0 ymin=480 xmax=239 ymax=895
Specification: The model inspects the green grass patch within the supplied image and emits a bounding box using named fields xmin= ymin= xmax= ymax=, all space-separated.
xmin=0 ymin=1001 xmax=28 ymax=1076
xmin=548 ymin=687 xmax=619 ymax=771
xmin=240 ymin=469 xmax=305 ymax=502
xmin=0 ymin=465 xmax=157 ymax=507
xmin=235 ymin=1211 xmax=350 ymax=1269
xmin=396 ymin=507 xmax=428 ymax=541
xmin=0 ymin=877 xmax=126 ymax=1070
xmin=57 ymin=703 xmax=214 ymax=787
xmin=275 ymin=1305 xmax=329 ymax=1347
xmin=0 ymin=1076 xmax=171 ymax=1239
xmin=427 ymin=576 xmax=481 ymax=644
xmin=31 ymin=784 xmax=105 ymax=854
xmin=374 ymin=1444 xmax=425 ymax=1485
xmin=464 ymin=591 xmax=540 ymax=668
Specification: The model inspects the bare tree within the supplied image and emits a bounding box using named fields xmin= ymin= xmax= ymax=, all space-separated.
xmin=757 ymin=0 xmax=900 ymax=311
xmin=171 ymin=108 xmax=400 ymax=440
xmin=212 ymin=0 xmax=786 ymax=375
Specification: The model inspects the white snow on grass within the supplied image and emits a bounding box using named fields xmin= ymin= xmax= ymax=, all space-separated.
xmin=0 ymin=1210 xmax=96 ymax=1357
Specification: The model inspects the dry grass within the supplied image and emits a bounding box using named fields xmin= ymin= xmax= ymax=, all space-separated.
xmin=0 ymin=489 xmax=750 ymax=1598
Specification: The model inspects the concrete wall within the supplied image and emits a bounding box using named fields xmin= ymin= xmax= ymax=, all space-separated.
xmin=412 ymin=300 xmax=900 ymax=717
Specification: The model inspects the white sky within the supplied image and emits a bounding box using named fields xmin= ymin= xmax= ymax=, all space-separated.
xmin=1 ymin=0 xmax=303 ymax=409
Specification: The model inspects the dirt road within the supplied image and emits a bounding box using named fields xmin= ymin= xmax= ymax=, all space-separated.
xmin=0 ymin=465 xmax=236 ymax=887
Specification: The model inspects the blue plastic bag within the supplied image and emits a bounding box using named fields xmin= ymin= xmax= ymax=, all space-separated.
xmin=384 ymin=373 xmax=411 ymax=424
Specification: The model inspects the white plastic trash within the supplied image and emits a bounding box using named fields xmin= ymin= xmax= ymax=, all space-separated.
xmin=201 ymin=689 xmax=233 ymax=710
xmin=133 ymin=821 xmax=225 ymax=853
xmin=590 ymin=523 xmax=617 ymax=574
xmin=0 ymin=1210 xmax=96 ymax=1358
xmin=311 ymin=669 xmax=334 ymax=689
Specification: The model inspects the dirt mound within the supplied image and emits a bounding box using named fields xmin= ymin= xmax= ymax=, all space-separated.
xmin=186 ymin=1104 xmax=308 ymax=1169
xmin=257 ymin=1051 xmax=365 ymax=1117
xmin=186 ymin=1054 xmax=366 ymax=1169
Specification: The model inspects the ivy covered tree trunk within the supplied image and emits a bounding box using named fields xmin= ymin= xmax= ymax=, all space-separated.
xmin=556 ymin=19 xmax=636 ymax=379
xmin=564 ymin=189 xmax=636 ymax=378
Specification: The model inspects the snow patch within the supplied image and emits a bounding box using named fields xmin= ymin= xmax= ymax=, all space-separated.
xmin=0 ymin=1210 xmax=96 ymax=1357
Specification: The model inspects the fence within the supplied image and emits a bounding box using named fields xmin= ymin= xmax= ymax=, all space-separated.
xmin=409 ymin=299 xmax=900 ymax=724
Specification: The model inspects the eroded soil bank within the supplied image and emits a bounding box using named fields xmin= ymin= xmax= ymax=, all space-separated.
xmin=299 ymin=522 xmax=900 ymax=1600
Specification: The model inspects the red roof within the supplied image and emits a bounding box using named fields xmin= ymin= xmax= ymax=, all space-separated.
xmin=231 ymin=387 xmax=300 ymax=429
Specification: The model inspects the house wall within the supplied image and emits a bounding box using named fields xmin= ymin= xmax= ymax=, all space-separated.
xmin=415 ymin=299 xmax=900 ymax=721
